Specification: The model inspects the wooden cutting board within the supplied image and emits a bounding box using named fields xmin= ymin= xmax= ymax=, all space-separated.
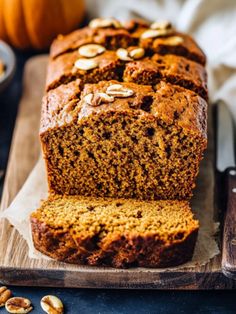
xmin=0 ymin=55 xmax=235 ymax=289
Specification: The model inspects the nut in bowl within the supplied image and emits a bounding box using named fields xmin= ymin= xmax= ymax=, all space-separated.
xmin=0 ymin=40 xmax=16 ymax=93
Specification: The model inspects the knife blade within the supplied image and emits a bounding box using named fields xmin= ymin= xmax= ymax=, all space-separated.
xmin=216 ymin=101 xmax=235 ymax=172
xmin=216 ymin=100 xmax=236 ymax=279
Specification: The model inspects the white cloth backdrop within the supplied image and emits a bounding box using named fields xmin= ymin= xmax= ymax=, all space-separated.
xmin=86 ymin=0 xmax=236 ymax=117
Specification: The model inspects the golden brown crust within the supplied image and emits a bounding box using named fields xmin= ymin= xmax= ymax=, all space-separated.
xmin=46 ymin=49 xmax=207 ymax=99
xmin=41 ymin=80 xmax=207 ymax=139
xmin=50 ymin=21 xmax=206 ymax=66
xmin=153 ymin=81 xmax=207 ymax=137
xmin=41 ymin=79 xmax=82 ymax=132
xmin=50 ymin=26 xmax=137 ymax=60
xmin=46 ymin=50 xmax=121 ymax=92
xmin=123 ymin=54 xmax=207 ymax=100
xmin=140 ymin=32 xmax=206 ymax=65
xmin=31 ymin=221 xmax=198 ymax=268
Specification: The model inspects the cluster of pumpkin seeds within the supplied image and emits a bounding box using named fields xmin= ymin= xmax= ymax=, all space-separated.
xmin=0 ymin=286 xmax=64 ymax=314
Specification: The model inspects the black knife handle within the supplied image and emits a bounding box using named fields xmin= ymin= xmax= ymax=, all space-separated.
xmin=222 ymin=167 xmax=236 ymax=279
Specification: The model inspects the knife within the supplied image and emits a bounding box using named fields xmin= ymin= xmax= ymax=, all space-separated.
xmin=216 ymin=100 xmax=236 ymax=279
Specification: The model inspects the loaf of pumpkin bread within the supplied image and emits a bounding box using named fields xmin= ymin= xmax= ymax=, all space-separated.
xmin=32 ymin=18 xmax=208 ymax=268
xmin=41 ymin=18 xmax=208 ymax=200
xmin=30 ymin=195 xmax=199 ymax=268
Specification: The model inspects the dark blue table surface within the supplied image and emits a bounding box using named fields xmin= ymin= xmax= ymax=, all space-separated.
xmin=0 ymin=51 xmax=236 ymax=314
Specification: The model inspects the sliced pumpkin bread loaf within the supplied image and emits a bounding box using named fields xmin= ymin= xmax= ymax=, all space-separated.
xmin=30 ymin=195 xmax=199 ymax=268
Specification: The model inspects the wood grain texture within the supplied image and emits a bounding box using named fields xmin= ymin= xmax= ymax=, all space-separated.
xmin=0 ymin=55 xmax=235 ymax=289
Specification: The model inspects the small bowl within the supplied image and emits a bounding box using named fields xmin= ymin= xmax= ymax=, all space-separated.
xmin=0 ymin=40 xmax=16 ymax=93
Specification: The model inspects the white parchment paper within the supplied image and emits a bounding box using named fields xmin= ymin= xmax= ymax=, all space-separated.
xmin=0 ymin=142 xmax=220 ymax=268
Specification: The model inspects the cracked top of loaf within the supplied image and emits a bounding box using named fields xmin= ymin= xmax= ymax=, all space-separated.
xmin=45 ymin=18 xmax=207 ymax=103
xmin=41 ymin=79 xmax=207 ymax=140
xmin=41 ymin=18 xmax=207 ymax=141
xmin=46 ymin=50 xmax=207 ymax=100
xmin=50 ymin=19 xmax=206 ymax=66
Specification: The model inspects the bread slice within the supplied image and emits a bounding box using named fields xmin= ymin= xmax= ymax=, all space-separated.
xmin=30 ymin=195 xmax=199 ymax=268
xmin=46 ymin=50 xmax=122 ymax=91
xmin=40 ymin=80 xmax=207 ymax=200
xmin=124 ymin=54 xmax=207 ymax=100
xmin=46 ymin=50 xmax=207 ymax=98
xmin=50 ymin=26 xmax=137 ymax=60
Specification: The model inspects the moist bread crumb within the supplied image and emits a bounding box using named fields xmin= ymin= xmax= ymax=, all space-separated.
xmin=31 ymin=195 xmax=199 ymax=268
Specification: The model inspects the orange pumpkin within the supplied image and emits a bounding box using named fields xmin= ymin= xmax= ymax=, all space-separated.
xmin=0 ymin=0 xmax=85 ymax=50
